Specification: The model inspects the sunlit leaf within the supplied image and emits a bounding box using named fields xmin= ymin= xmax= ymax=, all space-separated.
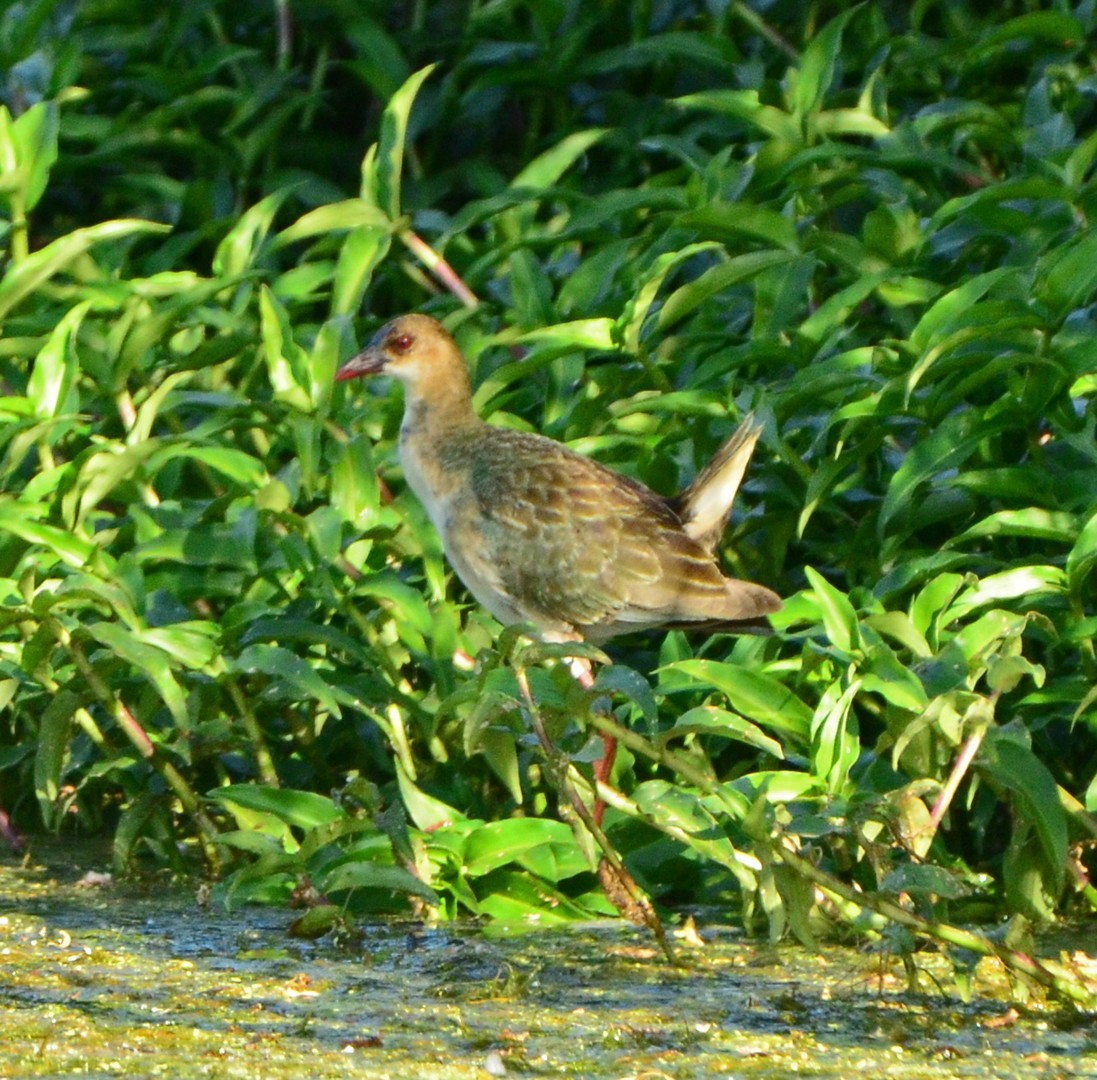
xmin=0 ymin=220 xmax=170 ymax=319
xmin=660 ymin=659 xmax=812 ymax=743
xmin=510 ymin=128 xmax=609 ymax=190
xmin=212 ymin=785 xmax=343 ymax=829
xmin=375 ymin=64 xmax=436 ymax=219
xmin=463 ymin=818 xmax=586 ymax=880
xmin=85 ymin=621 xmax=190 ymax=729
xmin=804 ymin=566 xmax=860 ymax=653
xmin=34 ymin=690 xmax=78 ymax=829
xmin=795 ymin=6 xmax=862 ymax=117
xmin=662 ymin=706 xmax=783 ymax=758
xmin=214 ymin=187 xmax=296 ymax=275
xmin=228 ymin=644 xmax=345 ymax=719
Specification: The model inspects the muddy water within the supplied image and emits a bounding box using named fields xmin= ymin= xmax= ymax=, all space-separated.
xmin=1 ymin=842 xmax=1094 ymax=1078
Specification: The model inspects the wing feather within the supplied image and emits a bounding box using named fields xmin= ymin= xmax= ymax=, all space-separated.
xmin=441 ymin=429 xmax=778 ymax=641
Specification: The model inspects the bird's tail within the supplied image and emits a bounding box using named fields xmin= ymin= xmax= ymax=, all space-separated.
xmin=671 ymin=414 xmax=764 ymax=554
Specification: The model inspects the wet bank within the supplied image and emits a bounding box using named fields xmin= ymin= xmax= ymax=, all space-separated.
xmin=1 ymin=841 xmax=1094 ymax=1078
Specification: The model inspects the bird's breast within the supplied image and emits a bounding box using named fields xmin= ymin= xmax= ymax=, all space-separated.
xmin=398 ymin=425 xmax=453 ymax=537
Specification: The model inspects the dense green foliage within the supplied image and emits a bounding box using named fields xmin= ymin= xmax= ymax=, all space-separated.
xmin=2 ymin=0 xmax=1096 ymax=996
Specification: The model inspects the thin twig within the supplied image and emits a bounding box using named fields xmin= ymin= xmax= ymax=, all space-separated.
xmin=730 ymin=0 xmax=799 ymax=61
xmin=400 ymin=229 xmax=479 ymax=309
xmin=929 ymin=728 xmax=984 ymax=829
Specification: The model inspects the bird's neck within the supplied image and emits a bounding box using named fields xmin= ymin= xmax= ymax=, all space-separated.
xmin=397 ymin=368 xmax=485 ymax=526
xmin=399 ymin=366 xmax=481 ymax=447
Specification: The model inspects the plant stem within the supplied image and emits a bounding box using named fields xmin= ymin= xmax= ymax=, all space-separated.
xmin=225 ymin=676 xmax=280 ymax=787
xmin=587 ymin=710 xmax=1096 ymax=1007
xmin=400 ymin=229 xmax=479 ymax=308
xmin=50 ymin=619 xmax=223 ymax=873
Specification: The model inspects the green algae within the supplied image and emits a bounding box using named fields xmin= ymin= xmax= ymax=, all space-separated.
xmin=1 ymin=842 xmax=1095 ymax=1079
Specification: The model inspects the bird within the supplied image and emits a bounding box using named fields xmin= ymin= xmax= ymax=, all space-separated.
xmin=336 ymin=314 xmax=781 ymax=841
xmin=335 ymin=313 xmax=782 ymax=649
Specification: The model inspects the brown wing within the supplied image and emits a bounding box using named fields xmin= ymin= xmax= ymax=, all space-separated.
xmin=459 ymin=429 xmax=779 ymax=641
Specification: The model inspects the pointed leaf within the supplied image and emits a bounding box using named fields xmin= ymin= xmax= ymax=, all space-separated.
xmin=376 ymin=64 xmax=436 ymax=219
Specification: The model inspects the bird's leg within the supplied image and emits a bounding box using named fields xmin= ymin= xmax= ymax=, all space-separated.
xmin=566 ymin=655 xmax=616 ymax=827
xmin=515 ymin=662 xmax=671 ymax=958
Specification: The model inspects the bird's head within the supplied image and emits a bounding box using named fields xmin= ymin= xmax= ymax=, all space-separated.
xmin=336 ymin=314 xmax=462 ymax=391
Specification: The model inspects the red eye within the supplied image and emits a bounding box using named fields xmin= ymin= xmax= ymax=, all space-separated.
xmin=391 ymin=333 xmax=413 ymax=352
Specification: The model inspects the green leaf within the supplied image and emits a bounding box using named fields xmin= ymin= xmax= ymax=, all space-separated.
xmin=26 ymin=301 xmax=87 ymax=419
xmin=0 ymin=219 xmax=170 ymax=319
xmin=463 ymin=818 xmax=586 ymax=880
xmin=908 ymin=268 xmax=1019 ymax=353
xmin=660 ymin=659 xmax=813 ymax=743
xmin=332 ymin=224 xmax=391 ymax=316
xmin=212 ymin=785 xmax=343 ymax=830
xmin=860 ymin=643 xmax=929 ymax=711
xmin=981 ymin=732 xmax=1066 ymax=897
xmin=949 ymin=508 xmax=1078 ymax=547
xmin=675 ymin=204 xmax=799 ymax=252
xmin=674 ymin=89 xmax=800 ymax=141
xmin=910 ymin=573 xmax=966 ymax=639
xmin=259 ymin=285 xmax=311 ymax=410
xmin=986 ymin=655 xmax=1045 ymax=694
xmin=804 ymin=566 xmax=860 ymax=653
xmin=1066 ymin=507 xmax=1097 ymax=597
xmin=0 ymin=500 xmax=98 ymax=566
xmin=276 ymin=199 xmax=391 ymax=245
xmin=863 ymin=611 xmax=932 ymax=659
xmin=797 ymin=270 xmax=892 ymax=343
xmin=633 ymin=780 xmax=751 ymax=876
xmin=515 ymin=318 xmax=617 ymax=351
xmin=510 ymin=128 xmax=609 ymax=189
xmin=213 ymin=187 xmax=296 ymax=275
xmin=658 ymin=251 xmax=795 ymax=330
xmin=795 ymin=6 xmax=862 ymax=117
xmin=395 ymin=760 xmax=466 ymax=831
xmin=147 ymin=442 xmax=268 ymax=489
xmin=61 ymin=441 xmax=164 ymax=530
xmin=85 ymin=621 xmax=190 ymax=729
xmin=330 ymin=434 xmax=381 ymax=525
xmin=879 ymin=412 xmax=993 ymax=536
xmin=813 ymin=107 xmax=889 ymax=138
xmin=356 ymin=573 xmax=434 ymax=638
xmin=661 ymin=706 xmax=784 ymax=758
xmin=0 ymin=99 xmax=59 ymax=213
xmin=322 ymin=862 xmax=439 ymax=905
xmin=946 ymin=567 xmax=1067 ymax=622
xmin=1038 ymin=231 xmax=1097 ymax=318
xmin=35 ymin=690 xmax=78 ymax=829
xmin=375 ymin=64 xmax=436 ymax=219
xmin=476 ymin=871 xmax=609 ymax=923
xmin=129 ymin=371 xmax=193 ymax=446
xmin=594 ymin=664 xmax=658 ymax=726
xmin=882 ymin=863 xmax=968 ymax=899
xmin=140 ymin=622 xmax=220 ymax=670
xmin=229 ymin=644 xmax=345 ymax=719
xmin=978 ymin=11 xmax=1082 ymax=52
xmin=810 ymin=678 xmax=861 ymax=793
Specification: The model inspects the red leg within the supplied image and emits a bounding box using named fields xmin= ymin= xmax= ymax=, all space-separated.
xmin=593 ymin=734 xmax=617 ymax=827
xmin=567 ymin=655 xmax=615 ymax=827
